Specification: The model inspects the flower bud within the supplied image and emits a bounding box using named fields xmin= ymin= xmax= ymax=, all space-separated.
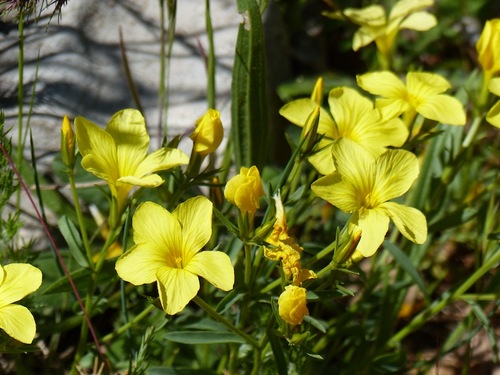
xmin=476 ymin=19 xmax=500 ymax=77
xmin=61 ymin=115 xmax=76 ymax=169
xmin=278 ymin=285 xmax=309 ymax=326
xmin=190 ymin=109 xmax=223 ymax=157
xmin=224 ymin=165 xmax=265 ymax=215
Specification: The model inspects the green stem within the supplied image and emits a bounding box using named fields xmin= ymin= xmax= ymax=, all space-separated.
xmin=244 ymin=242 xmax=253 ymax=287
xmin=102 ymin=304 xmax=156 ymax=344
xmin=193 ymin=296 xmax=260 ymax=349
xmin=389 ymin=247 xmax=500 ymax=345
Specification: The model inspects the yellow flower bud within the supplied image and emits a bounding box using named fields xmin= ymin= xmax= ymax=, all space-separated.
xmin=60 ymin=115 xmax=76 ymax=169
xmin=476 ymin=19 xmax=500 ymax=77
xmin=190 ymin=109 xmax=224 ymax=157
xmin=278 ymin=285 xmax=309 ymax=326
xmin=224 ymin=166 xmax=265 ymax=215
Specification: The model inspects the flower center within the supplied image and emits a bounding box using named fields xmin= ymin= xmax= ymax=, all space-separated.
xmin=174 ymin=256 xmax=183 ymax=268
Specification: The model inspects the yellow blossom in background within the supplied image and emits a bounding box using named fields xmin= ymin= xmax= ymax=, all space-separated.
xmin=0 ymin=263 xmax=42 ymax=344
xmin=190 ymin=109 xmax=224 ymax=157
xmin=75 ymin=109 xmax=189 ymax=217
xmin=278 ymin=285 xmax=309 ymax=325
xmin=312 ymin=138 xmax=427 ymax=257
xmin=280 ymin=87 xmax=408 ymax=174
xmin=485 ymin=78 xmax=500 ymax=128
xmin=224 ymin=166 xmax=265 ymax=216
xmin=476 ymin=19 xmax=500 ymax=80
xmin=323 ymin=0 xmax=436 ymax=67
xmin=265 ymin=193 xmax=317 ymax=284
xmin=115 ymin=196 xmax=234 ymax=315
xmin=357 ymin=71 xmax=466 ymax=126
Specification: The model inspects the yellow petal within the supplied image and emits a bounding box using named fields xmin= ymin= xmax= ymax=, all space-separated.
xmin=280 ymin=99 xmax=336 ymax=138
xmin=356 ymin=208 xmax=390 ymax=257
xmin=381 ymin=202 xmax=427 ymax=244
xmin=307 ymin=141 xmax=336 ymax=175
xmin=173 ymin=196 xmax=213 ymax=261
xmin=117 ymin=174 xmax=164 ymax=188
xmin=0 ymin=264 xmax=42 ymax=307
xmin=278 ymin=285 xmax=309 ymax=325
xmin=75 ymin=117 xmax=119 ymax=183
xmin=353 ymin=27 xmax=378 ymax=51
xmin=489 ymin=77 xmax=500 ymax=97
xmin=331 ymin=138 xmax=375 ymax=194
xmin=312 ymin=172 xmax=360 ymax=213
xmin=344 ymin=5 xmax=386 ymax=26
xmin=357 ymin=71 xmax=407 ymax=99
xmin=0 ymin=304 xmax=36 ymax=344
xmin=156 ymin=267 xmax=199 ymax=315
xmin=131 ymin=202 xmax=182 ymax=259
xmin=389 ymin=0 xmax=434 ymax=20
xmin=406 ymin=72 xmax=451 ymax=96
xmin=372 ymin=149 xmax=419 ymax=203
xmin=135 ymin=148 xmax=189 ymax=178
xmin=186 ymin=251 xmax=234 ymax=291
xmin=115 ymin=243 xmax=167 ymax=285
xmin=399 ymin=11 xmax=437 ymax=31
xmin=417 ymin=95 xmax=466 ymax=125
xmin=476 ymin=19 xmax=500 ymax=75
xmin=106 ymin=109 xmax=150 ymax=177
xmin=486 ymin=100 xmax=500 ymax=128
xmin=352 ymin=116 xmax=408 ymax=156
xmin=328 ymin=87 xmax=374 ymax=136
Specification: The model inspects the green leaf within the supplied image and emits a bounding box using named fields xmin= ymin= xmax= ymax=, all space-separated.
xmin=231 ymin=0 xmax=268 ymax=169
xmin=268 ymin=329 xmax=288 ymax=375
xmin=164 ymin=331 xmax=246 ymax=344
xmin=58 ymin=215 xmax=89 ymax=268
xmin=384 ymin=240 xmax=430 ymax=303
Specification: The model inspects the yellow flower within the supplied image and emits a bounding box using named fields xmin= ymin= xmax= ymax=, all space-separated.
xmin=280 ymin=87 xmax=408 ymax=174
xmin=476 ymin=19 xmax=500 ymax=79
xmin=60 ymin=115 xmax=76 ymax=169
xmin=312 ymin=138 xmax=427 ymax=257
xmin=324 ymin=0 xmax=436 ymax=56
xmin=224 ymin=166 xmax=265 ymax=216
xmin=190 ymin=109 xmax=224 ymax=157
xmin=278 ymin=285 xmax=309 ymax=326
xmin=75 ymin=109 xmax=189 ymax=215
xmin=486 ymin=78 xmax=500 ymax=128
xmin=0 ymin=263 xmax=42 ymax=344
xmin=357 ymin=71 xmax=466 ymax=126
xmin=265 ymin=193 xmax=317 ymax=284
xmin=115 ymin=196 xmax=234 ymax=315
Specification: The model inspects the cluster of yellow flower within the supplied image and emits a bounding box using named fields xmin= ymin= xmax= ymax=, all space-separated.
xmin=3 ymin=0 xmax=500 ymax=349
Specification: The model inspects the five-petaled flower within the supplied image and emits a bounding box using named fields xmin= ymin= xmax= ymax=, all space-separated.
xmin=357 ymin=71 xmax=466 ymax=127
xmin=0 ymin=263 xmax=42 ymax=344
xmin=75 ymin=109 xmax=189 ymax=219
xmin=280 ymin=87 xmax=408 ymax=175
xmin=312 ymin=138 xmax=427 ymax=257
xmin=324 ymin=0 xmax=436 ymax=67
xmin=115 ymin=196 xmax=234 ymax=315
